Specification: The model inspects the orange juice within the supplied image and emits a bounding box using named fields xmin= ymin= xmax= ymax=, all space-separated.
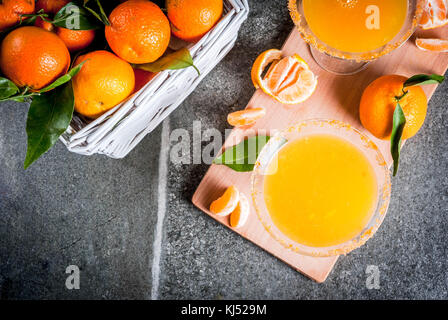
xmin=263 ymin=134 xmax=378 ymax=247
xmin=303 ymin=0 xmax=408 ymax=53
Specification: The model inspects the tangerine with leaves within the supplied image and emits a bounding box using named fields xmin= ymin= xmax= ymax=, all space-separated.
xmin=72 ymin=50 xmax=135 ymax=119
xmin=0 ymin=0 xmax=35 ymax=32
xmin=0 ymin=26 xmax=70 ymax=90
xmin=166 ymin=0 xmax=223 ymax=42
xmin=34 ymin=0 xmax=95 ymax=52
xmin=105 ymin=0 xmax=171 ymax=64
xmin=360 ymin=75 xmax=428 ymax=140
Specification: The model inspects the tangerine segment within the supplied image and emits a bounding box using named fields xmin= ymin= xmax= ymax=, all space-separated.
xmin=251 ymin=49 xmax=282 ymax=89
xmin=210 ymin=186 xmax=240 ymax=217
xmin=227 ymin=108 xmax=266 ymax=127
xmin=230 ymin=193 xmax=250 ymax=228
xmin=419 ymin=0 xmax=448 ymax=30
xmin=416 ymin=38 xmax=448 ymax=52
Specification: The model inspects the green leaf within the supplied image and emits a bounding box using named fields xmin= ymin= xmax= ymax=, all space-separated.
xmin=391 ymin=103 xmax=406 ymax=177
xmin=24 ymin=83 xmax=75 ymax=169
xmin=83 ymin=0 xmax=110 ymax=26
xmin=52 ymin=2 xmax=102 ymax=30
xmin=403 ymin=74 xmax=445 ymax=88
xmin=38 ymin=61 xmax=86 ymax=93
xmin=136 ymin=48 xmax=200 ymax=75
xmin=0 ymin=77 xmax=19 ymax=100
xmin=213 ymin=136 xmax=275 ymax=172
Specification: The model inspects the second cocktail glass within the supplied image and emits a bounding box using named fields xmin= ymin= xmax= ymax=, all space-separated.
xmin=288 ymin=0 xmax=425 ymax=75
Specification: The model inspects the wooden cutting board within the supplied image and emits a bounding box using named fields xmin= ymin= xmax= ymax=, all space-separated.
xmin=192 ymin=26 xmax=448 ymax=283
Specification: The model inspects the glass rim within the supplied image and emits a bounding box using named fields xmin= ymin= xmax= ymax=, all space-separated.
xmin=250 ymin=119 xmax=392 ymax=257
xmin=288 ymin=0 xmax=426 ymax=62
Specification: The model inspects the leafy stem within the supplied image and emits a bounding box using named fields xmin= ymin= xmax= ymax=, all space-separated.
xmin=395 ymin=89 xmax=409 ymax=102
xmin=390 ymin=73 xmax=445 ymax=176
xmin=83 ymin=0 xmax=110 ymax=26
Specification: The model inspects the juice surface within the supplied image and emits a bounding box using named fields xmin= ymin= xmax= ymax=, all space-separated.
xmin=263 ymin=134 xmax=378 ymax=247
xmin=303 ymin=0 xmax=408 ymax=53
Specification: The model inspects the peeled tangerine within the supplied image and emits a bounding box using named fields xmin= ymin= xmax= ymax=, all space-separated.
xmin=230 ymin=193 xmax=250 ymax=229
xmin=251 ymin=49 xmax=317 ymax=105
xmin=419 ymin=0 xmax=448 ymax=30
xmin=209 ymin=186 xmax=240 ymax=217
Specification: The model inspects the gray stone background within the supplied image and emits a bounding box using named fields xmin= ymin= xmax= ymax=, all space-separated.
xmin=0 ymin=0 xmax=447 ymax=299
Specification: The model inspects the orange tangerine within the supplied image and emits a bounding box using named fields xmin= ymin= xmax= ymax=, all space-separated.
xmin=210 ymin=186 xmax=240 ymax=217
xmin=166 ymin=0 xmax=223 ymax=42
xmin=0 ymin=26 xmax=70 ymax=90
xmin=227 ymin=108 xmax=266 ymax=127
xmin=0 ymin=0 xmax=35 ymax=32
xmin=360 ymin=75 xmax=428 ymax=140
xmin=419 ymin=0 xmax=448 ymax=30
xmin=416 ymin=38 xmax=448 ymax=52
xmin=105 ymin=0 xmax=171 ymax=64
xmin=72 ymin=50 xmax=135 ymax=119
xmin=251 ymin=50 xmax=317 ymax=105
xmin=35 ymin=0 xmax=96 ymax=52
xmin=229 ymin=193 xmax=250 ymax=228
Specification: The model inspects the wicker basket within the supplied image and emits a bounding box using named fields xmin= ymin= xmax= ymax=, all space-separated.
xmin=60 ymin=0 xmax=249 ymax=158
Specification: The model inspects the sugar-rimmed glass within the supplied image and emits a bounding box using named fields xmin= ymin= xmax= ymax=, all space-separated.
xmin=251 ymin=119 xmax=392 ymax=257
xmin=288 ymin=0 xmax=425 ymax=75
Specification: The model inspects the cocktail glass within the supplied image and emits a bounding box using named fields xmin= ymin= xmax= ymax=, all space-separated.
xmin=251 ymin=119 xmax=391 ymax=257
xmin=288 ymin=0 xmax=425 ymax=75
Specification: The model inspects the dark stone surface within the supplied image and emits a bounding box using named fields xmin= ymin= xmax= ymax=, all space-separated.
xmin=0 ymin=0 xmax=447 ymax=299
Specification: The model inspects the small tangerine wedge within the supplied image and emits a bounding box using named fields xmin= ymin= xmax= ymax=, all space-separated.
xmin=227 ymin=108 xmax=266 ymax=127
xmin=419 ymin=0 xmax=448 ymax=30
xmin=416 ymin=38 xmax=448 ymax=52
xmin=230 ymin=193 xmax=250 ymax=229
xmin=210 ymin=186 xmax=240 ymax=217
xmin=251 ymin=50 xmax=317 ymax=105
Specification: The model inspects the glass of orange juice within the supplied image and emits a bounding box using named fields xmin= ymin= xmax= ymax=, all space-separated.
xmin=288 ymin=0 xmax=425 ymax=74
xmin=251 ymin=120 xmax=391 ymax=257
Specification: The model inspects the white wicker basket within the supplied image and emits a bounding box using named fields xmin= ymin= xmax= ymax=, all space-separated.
xmin=60 ymin=0 xmax=249 ymax=158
